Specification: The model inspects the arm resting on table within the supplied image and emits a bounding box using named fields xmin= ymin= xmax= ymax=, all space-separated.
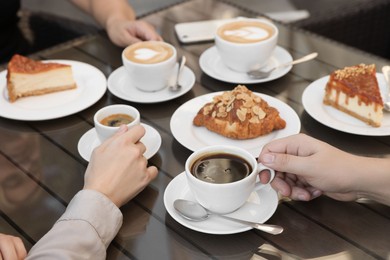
xmin=26 ymin=190 xmax=123 ymax=260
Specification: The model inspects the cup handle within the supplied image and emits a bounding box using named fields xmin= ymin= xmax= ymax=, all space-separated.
xmin=257 ymin=163 xmax=275 ymax=183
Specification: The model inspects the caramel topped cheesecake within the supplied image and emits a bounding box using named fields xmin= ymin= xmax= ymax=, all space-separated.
xmin=323 ymin=64 xmax=383 ymax=127
xmin=193 ymin=85 xmax=286 ymax=139
xmin=6 ymin=54 xmax=77 ymax=102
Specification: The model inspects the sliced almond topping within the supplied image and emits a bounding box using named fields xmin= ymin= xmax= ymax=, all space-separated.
xmin=217 ymin=112 xmax=228 ymax=117
xmin=249 ymin=117 xmax=260 ymax=123
xmin=244 ymin=99 xmax=254 ymax=108
xmin=203 ymin=104 xmax=214 ymax=115
xmin=252 ymin=105 xmax=260 ymax=115
xmin=236 ymin=108 xmax=247 ymax=121
xmin=257 ymin=109 xmax=266 ymax=120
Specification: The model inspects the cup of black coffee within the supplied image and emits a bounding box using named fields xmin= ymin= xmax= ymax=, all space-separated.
xmin=94 ymin=104 xmax=140 ymax=143
xmin=185 ymin=145 xmax=275 ymax=214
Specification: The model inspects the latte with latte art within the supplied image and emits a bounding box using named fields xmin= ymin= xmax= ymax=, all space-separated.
xmin=122 ymin=41 xmax=177 ymax=92
xmin=124 ymin=41 xmax=174 ymax=64
xmin=217 ymin=20 xmax=275 ymax=44
xmin=215 ymin=19 xmax=278 ymax=72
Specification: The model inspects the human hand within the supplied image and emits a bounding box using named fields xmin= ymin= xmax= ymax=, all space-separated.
xmin=258 ymin=134 xmax=360 ymax=202
xmin=0 ymin=233 xmax=27 ymax=260
xmin=106 ymin=18 xmax=163 ymax=47
xmin=84 ymin=124 xmax=158 ymax=207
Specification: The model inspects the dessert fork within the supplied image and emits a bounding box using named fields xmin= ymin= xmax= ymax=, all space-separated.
xmin=382 ymin=65 xmax=390 ymax=112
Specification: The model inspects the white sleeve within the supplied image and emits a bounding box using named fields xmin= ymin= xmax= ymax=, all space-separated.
xmin=26 ymin=189 xmax=123 ymax=260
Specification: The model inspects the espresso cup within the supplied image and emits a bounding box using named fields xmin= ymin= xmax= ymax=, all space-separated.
xmin=94 ymin=104 xmax=140 ymax=143
xmin=185 ymin=145 xmax=275 ymax=214
xmin=215 ymin=18 xmax=278 ymax=72
xmin=122 ymin=41 xmax=177 ymax=92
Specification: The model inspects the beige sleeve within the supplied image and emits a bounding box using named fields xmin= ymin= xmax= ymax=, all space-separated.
xmin=26 ymin=190 xmax=123 ymax=260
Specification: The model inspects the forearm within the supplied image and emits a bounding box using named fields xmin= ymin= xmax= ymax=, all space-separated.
xmin=354 ymin=156 xmax=390 ymax=206
xmin=26 ymin=190 xmax=122 ymax=259
xmin=71 ymin=0 xmax=136 ymax=28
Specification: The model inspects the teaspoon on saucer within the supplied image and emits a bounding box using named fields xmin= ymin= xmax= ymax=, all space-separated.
xmin=247 ymin=52 xmax=318 ymax=79
xmin=173 ymin=199 xmax=283 ymax=235
xmin=169 ymin=56 xmax=186 ymax=92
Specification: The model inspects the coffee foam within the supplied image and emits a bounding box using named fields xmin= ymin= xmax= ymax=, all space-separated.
xmin=134 ymin=48 xmax=161 ymax=60
xmin=124 ymin=42 xmax=173 ymax=64
xmin=217 ymin=20 xmax=275 ymax=44
xmin=224 ymin=26 xmax=270 ymax=41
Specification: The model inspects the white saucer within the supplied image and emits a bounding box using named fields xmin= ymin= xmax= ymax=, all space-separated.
xmin=199 ymin=46 xmax=292 ymax=84
xmin=163 ymin=172 xmax=279 ymax=235
xmin=107 ymin=65 xmax=195 ymax=103
xmin=77 ymin=123 xmax=162 ymax=161
xmin=302 ymin=73 xmax=390 ymax=136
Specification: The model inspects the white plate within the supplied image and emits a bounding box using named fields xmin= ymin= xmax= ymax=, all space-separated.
xmin=77 ymin=123 xmax=162 ymax=161
xmin=163 ymin=172 xmax=279 ymax=235
xmin=302 ymin=73 xmax=390 ymax=136
xmin=170 ymin=92 xmax=301 ymax=157
xmin=199 ymin=46 xmax=292 ymax=84
xmin=0 ymin=60 xmax=106 ymax=121
xmin=107 ymin=65 xmax=195 ymax=103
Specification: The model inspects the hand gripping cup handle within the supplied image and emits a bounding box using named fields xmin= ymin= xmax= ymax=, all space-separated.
xmin=254 ymin=163 xmax=275 ymax=190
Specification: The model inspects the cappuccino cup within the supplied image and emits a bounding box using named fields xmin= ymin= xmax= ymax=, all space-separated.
xmin=185 ymin=145 xmax=275 ymax=214
xmin=215 ymin=18 xmax=278 ymax=72
xmin=94 ymin=104 xmax=140 ymax=143
xmin=122 ymin=41 xmax=177 ymax=92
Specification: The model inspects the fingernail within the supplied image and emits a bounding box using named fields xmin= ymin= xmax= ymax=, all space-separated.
xmin=298 ymin=194 xmax=308 ymax=201
xmin=117 ymin=124 xmax=128 ymax=134
xmin=312 ymin=190 xmax=322 ymax=198
xmin=262 ymin=153 xmax=275 ymax=164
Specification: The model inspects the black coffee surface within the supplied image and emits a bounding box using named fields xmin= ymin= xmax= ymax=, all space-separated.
xmin=191 ymin=153 xmax=252 ymax=184
xmin=100 ymin=113 xmax=134 ymax=127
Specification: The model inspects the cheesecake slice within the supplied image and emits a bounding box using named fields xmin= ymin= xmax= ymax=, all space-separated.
xmin=323 ymin=64 xmax=383 ymax=127
xmin=6 ymin=54 xmax=77 ymax=102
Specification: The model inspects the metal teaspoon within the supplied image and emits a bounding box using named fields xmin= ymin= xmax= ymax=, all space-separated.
xmin=173 ymin=199 xmax=283 ymax=235
xmin=169 ymin=56 xmax=186 ymax=92
xmin=247 ymin=52 xmax=318 ymax=79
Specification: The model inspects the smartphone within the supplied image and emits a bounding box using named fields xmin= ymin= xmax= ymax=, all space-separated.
xmin=174 ymin=19 xmax=235 ymax=44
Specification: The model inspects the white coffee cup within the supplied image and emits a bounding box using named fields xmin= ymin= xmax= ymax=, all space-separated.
xmin=215 ymin=18 xmax=278 ymax=72
xmin=185 ymin=145 xmax=275 ymax=214
xmin=94 ymin=104 xmax=140 ymax=143
xmin=122 ymin=41 xmax=177 ymax=92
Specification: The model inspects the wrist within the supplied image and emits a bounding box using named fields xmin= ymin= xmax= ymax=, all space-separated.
xmin=83 ymin=186 xmax=121 ymax=207
xmin=354 ymin=157 xmax=390 ymax=205
xmin=105 ymin=14 xmax=134 ymax=30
